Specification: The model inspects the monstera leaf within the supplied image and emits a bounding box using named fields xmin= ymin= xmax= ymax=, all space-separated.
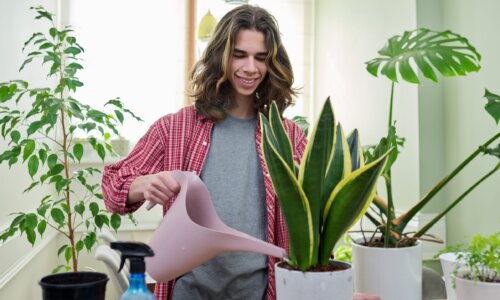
xmin=366 ymin=28 xmax=481 ymax=83
xmin=484 ymin=89 xmax=500 ymax=124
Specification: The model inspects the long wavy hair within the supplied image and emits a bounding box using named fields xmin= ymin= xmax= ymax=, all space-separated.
xmin=190 ymin=5 xmax=298 ymax=121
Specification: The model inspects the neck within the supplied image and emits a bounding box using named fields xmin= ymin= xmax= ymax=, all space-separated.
xmin=228 ymin=95 xmax=256 ymax=119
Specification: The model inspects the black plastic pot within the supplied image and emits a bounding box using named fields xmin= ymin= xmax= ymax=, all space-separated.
xmin=39 ymin=272 xmax=108 ymax=300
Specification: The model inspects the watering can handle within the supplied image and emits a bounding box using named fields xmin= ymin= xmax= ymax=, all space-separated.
xmin=146 ymin=201 xmax=156 ymax=210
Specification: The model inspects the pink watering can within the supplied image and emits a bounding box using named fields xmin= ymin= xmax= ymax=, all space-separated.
xmin=145 ymin=170 xmax=287 ymax=282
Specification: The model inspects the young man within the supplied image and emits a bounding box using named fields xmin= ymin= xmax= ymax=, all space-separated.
xmin=102 ymin=5 xmax=379 ymax=300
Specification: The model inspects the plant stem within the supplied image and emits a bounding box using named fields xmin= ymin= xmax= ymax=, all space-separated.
xmin=58 ymin=45 xmax=78 ymax=272
xmin=387 ymin=82 xmax=395 ymax=133
xmin=384 ymin=173 xmax=394 ymax=247
xmin=414 ymin=162 xmax=500 ymax=237
xmin=395 ymin=132 xmax=500 ymax=230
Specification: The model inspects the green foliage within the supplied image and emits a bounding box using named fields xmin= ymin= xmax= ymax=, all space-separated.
xmin=0 ymin=6 xmax=140 ymax=272
xmin=454 ymin=233 xmax=500 ymax=283
xmin=362 ymin=28 xmax=500 ymax=247
xmin=260 ymin=99 xmax=389 ymax=270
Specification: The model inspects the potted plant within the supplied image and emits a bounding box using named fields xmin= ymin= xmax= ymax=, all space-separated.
xmin=350 ymin=28 xmax=500 ymax=300
xmin=450 ymin=232 xmax=500 ymax=300
xmin=0 ymin=6 xmax=140 ymax=299
xmin=260 ymin=98 xmax=390 ymax=299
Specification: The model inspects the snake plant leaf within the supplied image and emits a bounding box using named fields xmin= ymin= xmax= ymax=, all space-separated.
xmin=366 ymin=28 xmax=481 ymax=84
xmin=319 ymin=152 xmax=389 ymax=264
xmin=260 ymin=113 xmax=313 ymax=270
xmin=298 ymin=97 xmax=335 ymax=263
xmin=321 ymin=124 xmax=350 ymax=213
xmin=269 ymin=101 xmax=295 ymax=171
xmin=347 ymin=129 xmax=365 ymax=171
xmin=484 ymin=89 xmax=500 ymax=124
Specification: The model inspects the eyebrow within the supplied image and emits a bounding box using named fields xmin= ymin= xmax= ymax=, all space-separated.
xmin=233 ymin=48 xmax=268 ymax=56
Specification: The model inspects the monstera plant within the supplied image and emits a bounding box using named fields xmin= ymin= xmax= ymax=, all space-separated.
xmin=260 ymin=98 xmax=389 ymax=271
xmin=0 ymin=6 xmax=141 ymax=279
xmin=361 ymin=28 xmax=500 ymax=248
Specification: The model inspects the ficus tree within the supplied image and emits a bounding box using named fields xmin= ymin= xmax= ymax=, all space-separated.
xmin=0 ymin=6 xmax=141 ymax=272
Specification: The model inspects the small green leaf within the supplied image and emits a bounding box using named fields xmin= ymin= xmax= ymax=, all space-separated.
xmin=27 ymin=121 xmax=43 ymax=136
xmin=23 ymin=139 xmax=35 ymax=161
xmin=74 ymin=201 xmax=85 ymax=216
xmin=38 ymin=149 xmax=47 ymax=164
xmin=89 ymin=202 xmax=99 ymax=217
xmin=64 ymin=246 xmax=72 ymax=263
xmin=97 ymin=144 xmax=105 ymax=161
xmin=111 ymin=214 xmax=121 ymax=232
xmin=51 ymin=265 xmax=65 ymax=274
xmin=73 ymin=143 xmax=83 ymax=162
xmin=49 ymin=164 xmax=64 ymax=176
xmin=28 ymin=155 xmax=39 ymax=178
xmin=83 ymin=232 xmax=96 ymax=252
xmin=47 ymin=154 xmax=58 ymax=169
xmin=114 ymin=110 xmax=124 ymax=124
xmin=94 ymin=215 xmax=104 ymax=229
xmin=37 ymin=220 xmax=47 ymax=236
xmin=51 ymin=208 xmax=65 ymax=227
xmin=37 ymin=203 xmax=49 ymax=217
xmin=10 ymin=130 xmax=21 ymax=144
xmin=49 ymin=27 xmax=57 ymax=39
xmin=26 ymin=228 xmax=36 ymax=245
xmin=57 ymin=244 xmax=68 ymax=256
xmin=25 ymin=213 xmax=38 ymax=230
xmin=61 ymin=203 xmax=70 ymax=215
xmin=75 ymin=240 xmax=84 ymax=254
xmin=484 ymin=89 xmax=500 ymax=124
xmin=64 ymin=47 xmax=81 ymax=55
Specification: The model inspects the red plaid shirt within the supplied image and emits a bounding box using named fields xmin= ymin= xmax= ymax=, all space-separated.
xmin=102 ymin=105 xmax=307 ymax=300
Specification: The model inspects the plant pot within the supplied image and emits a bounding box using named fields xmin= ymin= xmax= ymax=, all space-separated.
xmin=275 ymin=260 xmax=353 ymax=300
xmin=39 ymin=272 xmax=108 ymax=300
xmin=352 ymin=239 xmax=422 ymax=300
xmin=439 ymin=252 xmax=466 ymax=300
xmin=455 ymin=275 xmax=500 ymax=300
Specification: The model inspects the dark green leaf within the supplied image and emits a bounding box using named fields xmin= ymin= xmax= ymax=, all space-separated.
xmin=111 ymin=214 xmax=121 ymax=232
xmin=57 ymin=244 xmax=68 ymax=256
xmin=28 ymin=155 xmax=39 ymax=178
xmin=64 ymin=47 xmax=81 ymax=55
xmin=23 ymin=181 xmax=39 ymax=193
xmin=97 ymin=144 xmax=105 ymax=161
xmin=10 ymin=130 xmax=20 ymax=144
xmin=83 ymin=232 xmax=96 ymax=251
xmin=49 ymin=27 xmax=57 ymax=39
xmin=73 ymin=143 xmax=83 ymax=162
xmin=94 ymin=215 xmax=104 ymax=229
xmin=74 ymin=201 xmax=85 ymax=216
xmin=114 ymin=110 xmax=124 ymax=124
xmin=37 ymin=220 xmax=47 ymax=236
xmin=484 ymin=89 xmax=500 ymax=124
xmin=27 ymin=121 xmax=43 ymax=136
xmin=64 ymin=246 xmax=72 ymax=263
xmin=51 ymin=208 xmax=65 ymax=227
xmin=38 ymin=149 xmax=47 ymax=164
xmin=366 ymin=29 xmax=481 ymax=84
xmin=89 ymin=202 xmax=99 ymax=217
xmin=75 ymin=240 xmax=84 ymax=254
xmin=26 ymin=228 xmax=36 ymax=245
xmin=49 ymin=164 xmax=64 ymax=176
xmin=47 ymin=154 xmax=58 ymax=169
xmin=23 ymin=139 xmax=36 ymax=161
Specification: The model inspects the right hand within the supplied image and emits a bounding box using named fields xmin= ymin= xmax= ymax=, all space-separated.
xmin=128 ymin=171 xmax=181 ymax=206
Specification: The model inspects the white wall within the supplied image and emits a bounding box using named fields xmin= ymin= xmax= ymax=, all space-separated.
xmin=313 ymin=0 xmax=421 ymax=210
xmin=441 ymin=0 xmax=500 ymax=244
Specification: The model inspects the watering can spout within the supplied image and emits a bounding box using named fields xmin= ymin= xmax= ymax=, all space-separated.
xmin=145 ymin=171 xmax=287 ymax=283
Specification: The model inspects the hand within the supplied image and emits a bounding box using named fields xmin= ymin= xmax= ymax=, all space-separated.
xmin=128 ymin=171 xmax=181 ymax=206
xmin=353 ymin=292 xmax=381 ymax=300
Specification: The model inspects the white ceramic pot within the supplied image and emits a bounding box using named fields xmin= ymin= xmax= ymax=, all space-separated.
xmin=275 ymin=260 xmax=353 ymax=300
xmin=352 ymin=239 xmax=422 ymax=300
xmin=455 ymin=275 xmax=500 ymax=300
xmin=439 ymin=252 xmax=466 ymax=300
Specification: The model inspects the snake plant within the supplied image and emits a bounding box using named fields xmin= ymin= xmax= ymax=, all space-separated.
xmin=363 ymin=28 xmax=500 ymax=247
xmin=260 ymin=98 xmax=389 ymax=271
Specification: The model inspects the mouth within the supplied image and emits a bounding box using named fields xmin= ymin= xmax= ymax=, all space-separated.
xmin=236 ymin=75 xmax=259 ymax=87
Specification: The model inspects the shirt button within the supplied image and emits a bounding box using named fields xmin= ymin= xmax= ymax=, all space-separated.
xmin=202 ymin=141 xmax=207 ymax=146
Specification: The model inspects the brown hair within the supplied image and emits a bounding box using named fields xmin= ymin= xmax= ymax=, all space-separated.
xmin=189 ymin=5 xmax=298 ymax=121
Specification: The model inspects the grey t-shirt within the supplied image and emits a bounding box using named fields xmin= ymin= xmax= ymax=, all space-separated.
xmin=172 ymin=115 xmax=267 ymax=300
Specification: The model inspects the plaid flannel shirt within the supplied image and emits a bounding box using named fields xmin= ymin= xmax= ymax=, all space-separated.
xmin=102 ymin=105 xmax=307 ymax=300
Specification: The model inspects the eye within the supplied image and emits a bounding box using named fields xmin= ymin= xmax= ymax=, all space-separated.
xmin=256 ymin=55 xmax=266 ymax=62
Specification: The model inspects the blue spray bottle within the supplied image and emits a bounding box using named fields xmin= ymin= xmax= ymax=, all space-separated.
xmin=111 ymin=241 xmax=156 ymax=300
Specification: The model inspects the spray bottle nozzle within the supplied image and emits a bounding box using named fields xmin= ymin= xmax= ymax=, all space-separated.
xmin=111 ymin=241 xmax=155 ymax=274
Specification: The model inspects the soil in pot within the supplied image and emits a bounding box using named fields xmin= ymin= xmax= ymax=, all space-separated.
xmin=358 ymin=236 xmax=417 ymax=248
xmin=278 ymin=260 xmax=349 ymax=272
xmin=39 ymin=271 xmax=108 ymax=300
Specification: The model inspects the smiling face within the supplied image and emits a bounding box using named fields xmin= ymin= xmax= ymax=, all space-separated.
xmin=227 ymin=29 xmax=268 ymax=111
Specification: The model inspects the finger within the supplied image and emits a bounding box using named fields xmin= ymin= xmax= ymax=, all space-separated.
xmin=144 ymin=189 xmax=168 ymax=206
xmin=161 ymin=172 xmax=181 ymax=194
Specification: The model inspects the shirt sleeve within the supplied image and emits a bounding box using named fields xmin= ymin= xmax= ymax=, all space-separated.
xmin=102 ymin=118 xmax=167 ymax=215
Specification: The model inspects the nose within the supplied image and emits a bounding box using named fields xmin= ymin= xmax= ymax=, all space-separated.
xmin=242 ymin=57 xmax=257 ymax=73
